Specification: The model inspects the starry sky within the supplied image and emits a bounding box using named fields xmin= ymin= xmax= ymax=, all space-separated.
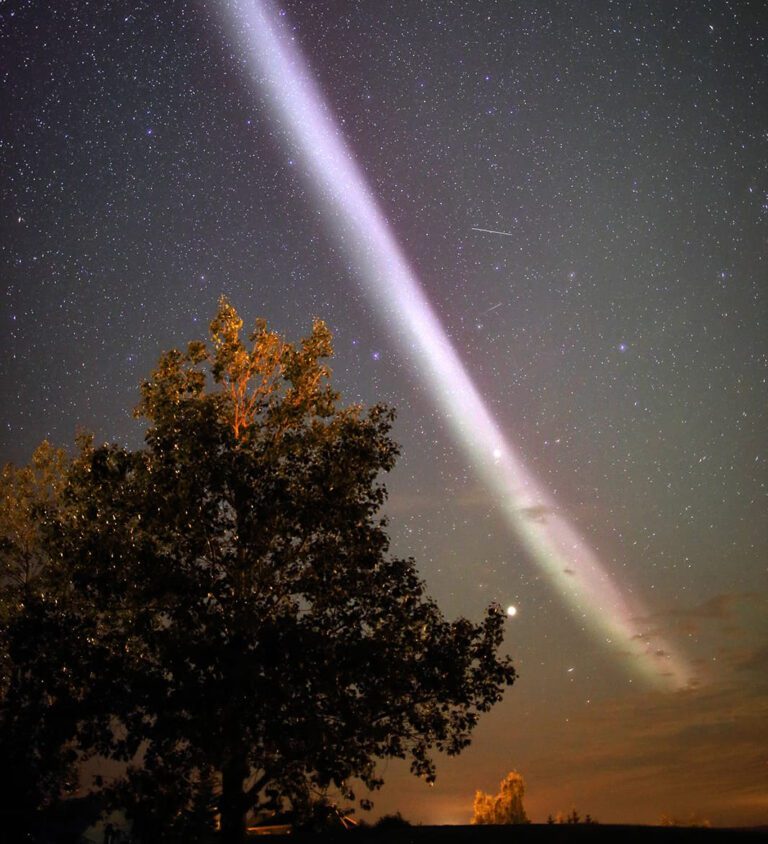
xmin=2 ymin=0 xmax=767 ymax=828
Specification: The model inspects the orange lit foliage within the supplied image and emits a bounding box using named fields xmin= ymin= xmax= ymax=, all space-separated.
xmin=206 ymin=298 xmax=335 ymax=440
xmin=139 ymin=297 xmax=337 ymax=443
xmin=0 ymin=440 xmax=68 ymax=603
xmin=472 ymin=771 xmax=529 ymax=825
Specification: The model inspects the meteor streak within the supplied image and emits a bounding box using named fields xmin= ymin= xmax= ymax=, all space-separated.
xmin=471 ymin=226 xmax=516 ymax=237
xmin=219 ymin=0 xmax=693 ymax=688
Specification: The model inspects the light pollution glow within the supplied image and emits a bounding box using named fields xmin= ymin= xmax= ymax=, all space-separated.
xmin=219 ymin=0 xmax=694 ymax=688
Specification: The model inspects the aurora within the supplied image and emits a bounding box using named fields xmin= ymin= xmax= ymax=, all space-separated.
xmin=219 ymin=0 xmax=693 ymax=688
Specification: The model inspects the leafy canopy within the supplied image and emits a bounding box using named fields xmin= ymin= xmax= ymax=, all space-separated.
xmin=3 ymin=298 xmax=516 ymax=843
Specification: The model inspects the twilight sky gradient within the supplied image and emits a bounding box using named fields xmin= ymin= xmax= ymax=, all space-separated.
xmin=2 ymin=0 xmax=766 ymax=827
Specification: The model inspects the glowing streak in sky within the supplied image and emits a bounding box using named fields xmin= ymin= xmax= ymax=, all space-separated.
xmin=220 ymin=0 xmax=693 ymax=688
xmin=471 ymin=227 xmax=516 ymax=237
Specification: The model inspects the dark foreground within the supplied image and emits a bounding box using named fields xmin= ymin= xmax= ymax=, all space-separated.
xmin=16 ymin=820 xmax=768 ymax=842
xmin=302 ymin=825 xmax=768 ymax=844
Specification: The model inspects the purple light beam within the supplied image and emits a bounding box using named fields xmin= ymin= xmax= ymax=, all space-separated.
xmin=219 ymin=0 xmax=694 ymax=688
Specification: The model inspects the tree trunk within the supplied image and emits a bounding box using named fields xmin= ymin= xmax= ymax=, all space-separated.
xmin=220 ymin=752 xmax=249 ymax=844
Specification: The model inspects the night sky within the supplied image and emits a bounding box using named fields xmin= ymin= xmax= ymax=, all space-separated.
xmin=2 ymin=0 xmax=767 ymax=828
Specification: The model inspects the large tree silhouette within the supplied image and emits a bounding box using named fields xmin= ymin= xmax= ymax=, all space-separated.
xmin=5 ymin=298 xmax=516 ymax=843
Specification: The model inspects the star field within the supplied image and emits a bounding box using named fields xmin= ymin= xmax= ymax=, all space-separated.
xmin=1 ymin=0 xmax=766 ymax=826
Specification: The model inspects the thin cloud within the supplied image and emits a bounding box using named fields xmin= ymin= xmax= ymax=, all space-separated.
xmin=735 ymin=643 xmax=768 ymax=673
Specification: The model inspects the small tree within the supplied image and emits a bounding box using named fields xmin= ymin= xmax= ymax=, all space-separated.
xmin=472 ymin=771 xmax=529 ymax=824
xmin=550 ymin=808 xmax=596 ymax=825
xmin=45 ymin=298 xmax=516 ymax=843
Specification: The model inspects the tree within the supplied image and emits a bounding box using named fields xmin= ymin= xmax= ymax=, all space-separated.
xmin=0 ymin=442 xmax=87 ymax=835
xmin=550 ymin=808 xmax=597 ymax=825
xmin=51 ymin=297 xmax=516 ymax=843
xmin=0 ymin=440 xmax=68 ymax=618
xmin=472 ymin=770 xmax=529 ymax=825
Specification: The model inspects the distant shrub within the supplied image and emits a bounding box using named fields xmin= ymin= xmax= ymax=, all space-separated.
xmin=374 ymin=812 xmax=411 ymax=830
xmin=550 ymin=808 xmax=597 ymax=824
